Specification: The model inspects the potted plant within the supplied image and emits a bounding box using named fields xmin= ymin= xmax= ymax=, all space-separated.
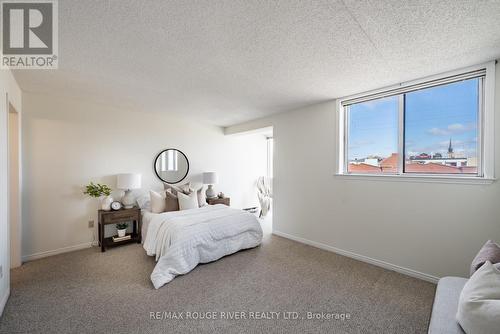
xmin=116 ymin=223 xmax=128 ymax=237
xmin=83 ymin=182 xmax=113 ymax=211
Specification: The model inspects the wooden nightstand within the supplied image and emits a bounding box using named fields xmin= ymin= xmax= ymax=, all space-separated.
xmin=206 ymin=197 xmax=230 ymax=206
xmin=98 ymin=207 xmax=142 ymax=252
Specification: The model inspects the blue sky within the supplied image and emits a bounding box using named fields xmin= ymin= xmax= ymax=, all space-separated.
xmin=348 ymin=78 xmax=479 ymax=160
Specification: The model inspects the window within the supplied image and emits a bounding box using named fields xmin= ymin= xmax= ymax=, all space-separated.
xmin=338 ymin=63 xmax=495 ymax=180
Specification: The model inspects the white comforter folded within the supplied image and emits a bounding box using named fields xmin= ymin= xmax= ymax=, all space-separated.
xmin=143 ymin=204 xmax=263 ymax=289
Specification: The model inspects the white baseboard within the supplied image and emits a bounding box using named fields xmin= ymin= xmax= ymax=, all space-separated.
xmin=0 ymin=289 xmax=9 ymax=317
xmin=22 ymin=242 xmax=94 ymax=262
xmin=272 ymin=230 xmax=439 ymax=284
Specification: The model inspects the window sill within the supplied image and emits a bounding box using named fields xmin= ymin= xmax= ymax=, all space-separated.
xmin=334 ymin=173 xmax=495 ymax=185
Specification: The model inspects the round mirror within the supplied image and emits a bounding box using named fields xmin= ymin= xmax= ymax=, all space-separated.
xmin=154 ymin=149 xmax=189 ymax=184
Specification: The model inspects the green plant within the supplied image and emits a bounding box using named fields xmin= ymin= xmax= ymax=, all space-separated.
xmin=83 ymin=182 xmax=112 ymax=198
xmin=116 ymin=223 xmax=128 ymax=230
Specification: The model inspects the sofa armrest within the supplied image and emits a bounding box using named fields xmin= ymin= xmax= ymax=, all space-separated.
xmin=428 ymin=277 xmax=468 ymax=334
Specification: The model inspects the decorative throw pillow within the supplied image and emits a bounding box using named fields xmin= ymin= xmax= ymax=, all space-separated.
xmin=150 ymin=190 xmax=166 ymax=213
xmin=165 ymin=189 xmax=179 ymax=212
xmin=457 ymin=261 xmax=500 ymax=334
xmin=470 ymin=240 xmax=500 ymax=276
xmin=177 ymin=191 xmax=199 ymax=211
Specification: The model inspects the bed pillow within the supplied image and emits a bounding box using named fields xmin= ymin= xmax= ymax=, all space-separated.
xmin=164 ymin=182 xmax=190 ymax=196
xmin=163 ymin=183 xmax=175 ymax=194
xmin=165 ymin=189 xmax=179 ymax=212
xmin=136 ymin=193 xmax=151 ymax=210
xmin=177 ymin=191 xmax=199 ymax=211
xmin=457 ymin=261 xmax=500 ymax=334
xmin=178 ymin=182 xmax=191 ymax=194
xmin=150 ymin=190 xmax=166 ymax=213
xmin=470 ymin=240 xmax=500 ymax=276
xmin=189 ymin=184 xmax=206 ymax=207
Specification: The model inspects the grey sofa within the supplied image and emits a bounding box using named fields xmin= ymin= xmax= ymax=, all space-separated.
xmin=428 ymin=277 xmax=467 ymax=334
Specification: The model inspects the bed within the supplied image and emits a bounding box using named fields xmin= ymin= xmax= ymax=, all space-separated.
xmin=142 ymin=204 xmax=263 ymax=289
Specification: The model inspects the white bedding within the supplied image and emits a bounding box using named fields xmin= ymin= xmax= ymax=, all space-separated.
xmin=143 ymin=204 xmax=263 ymax=289
xmin=141 ymin=210 xmax=155 ymax=240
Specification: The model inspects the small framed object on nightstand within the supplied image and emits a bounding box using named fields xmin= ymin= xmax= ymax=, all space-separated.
xmin=206 ymin=197 xmax=230 ymax=206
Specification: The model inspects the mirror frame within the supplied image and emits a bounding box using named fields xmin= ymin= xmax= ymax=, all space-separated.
xmin=153 ymin=148 xmax=190 ymax=184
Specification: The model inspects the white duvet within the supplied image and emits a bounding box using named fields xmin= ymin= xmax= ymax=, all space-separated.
xmin=143 ymin=204 xmax=263 ymax=289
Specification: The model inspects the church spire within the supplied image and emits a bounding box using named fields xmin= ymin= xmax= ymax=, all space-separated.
xmin=448 ymin=138 xmax=454 ymax=158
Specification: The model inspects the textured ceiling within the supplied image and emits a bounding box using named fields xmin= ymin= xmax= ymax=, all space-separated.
xmin=13 ymin=0 xmax=500 ymax=126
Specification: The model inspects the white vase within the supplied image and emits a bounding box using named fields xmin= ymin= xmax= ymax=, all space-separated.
xmin=101 ymin=195 xmax=113 ymax=211
xmin=117 ymin=229 xmax=126 ymax=237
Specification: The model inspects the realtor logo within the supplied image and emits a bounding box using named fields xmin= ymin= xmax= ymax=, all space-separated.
xmin=1 ymin=0 xmax=58 ymax=69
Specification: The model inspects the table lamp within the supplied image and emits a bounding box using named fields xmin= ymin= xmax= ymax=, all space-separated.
xmin=203 ymin=172 xmax=218 ymax=199
xmin=117 ymin=173 xmax=142 ymax=208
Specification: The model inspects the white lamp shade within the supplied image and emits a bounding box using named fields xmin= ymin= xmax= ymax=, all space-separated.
xmin=117 ymin=173 xmax=142 ymax=190
xmin=203 ymin=172 xmax=218 ymax=184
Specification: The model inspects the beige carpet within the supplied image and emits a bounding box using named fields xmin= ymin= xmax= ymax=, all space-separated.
xmin=0 ymin=234 xmax=435 ymax=333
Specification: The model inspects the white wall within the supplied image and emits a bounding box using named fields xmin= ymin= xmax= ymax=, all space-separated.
xmin=21 ymin=92 xmax=267 ymax=260
xmin=0 ymin=70 xmax=22 ymax=316
xmin=226 ymin=60 xmax=500 ymax=280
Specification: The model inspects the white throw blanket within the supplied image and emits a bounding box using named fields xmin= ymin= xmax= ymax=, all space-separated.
xmin=143 ymin=204 xmax=263 ymax=289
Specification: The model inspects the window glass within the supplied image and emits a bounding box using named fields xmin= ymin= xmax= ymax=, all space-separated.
xmin=404 ymin=78 xmax=479 ymax=174
xmin=347 ymin=96 xmax=399 ymax=174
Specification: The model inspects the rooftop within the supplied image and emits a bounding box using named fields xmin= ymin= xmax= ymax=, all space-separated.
xmin=348 ymin=153 xmax=477 ymax=174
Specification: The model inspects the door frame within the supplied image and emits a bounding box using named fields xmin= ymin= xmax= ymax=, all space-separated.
xmin=7 ymin=94 xmax=22 ymax=268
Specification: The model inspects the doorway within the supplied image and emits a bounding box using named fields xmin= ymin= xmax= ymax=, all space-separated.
xmin=261 ymin=134 xmax=273 ymax=234
xmin=8 ymin=102 xmax=21 ymax=268
xmin=251 ymin=126 xmax=273 ymax=234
